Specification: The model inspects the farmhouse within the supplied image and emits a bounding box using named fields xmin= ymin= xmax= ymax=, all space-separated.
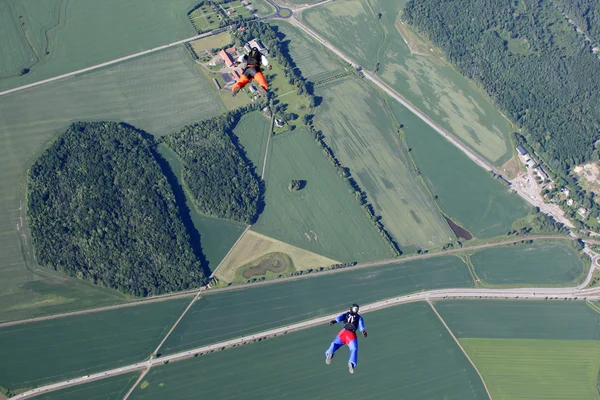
xmin=219 ymin=49 xmax=234 ymax=67
xmin=275 ymin=119 xmax=284 ymax=128
xmin=245 ymin=38 xmax=268 ymax=54
xmin=232 ymin=70 xmax=241 ymax=80
xmin=248 ymin=85 xmax=257 ymax=93
xmin=578 ymin=207 xmax=588 ymax=217
xmin=516 ymin=145 xmax=528 ymax=156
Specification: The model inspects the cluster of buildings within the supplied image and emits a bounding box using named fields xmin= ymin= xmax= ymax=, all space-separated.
xmin=212 ymin=38 xmax=269 ymax=93
xmin=516 ymin=145 xmax=549 ymax=181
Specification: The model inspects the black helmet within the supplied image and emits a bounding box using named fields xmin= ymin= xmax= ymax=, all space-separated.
xmin=350 ymin=304 xmax=359 ymax=314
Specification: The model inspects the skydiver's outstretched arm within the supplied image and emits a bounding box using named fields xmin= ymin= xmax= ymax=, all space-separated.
xmin=358 ymin=316 xmax=367 ymax=337
xmin=329 ymin=313 xmax=347 ymax=325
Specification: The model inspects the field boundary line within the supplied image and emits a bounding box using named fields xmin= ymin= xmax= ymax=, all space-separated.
xmin=121 ymin=368 xmax=149 ymax=400
xmin=261 ymin=112 xmax=275 ymax=180
xmin=428 ymin=301 xmax=493 ymax=400
xmin=0 ymin=291 xmax=198 ymax=328
xmin=0 ymin=27 xmax=231 ymax=98
xmin=210 ymin=226 xmax=251 ymax=279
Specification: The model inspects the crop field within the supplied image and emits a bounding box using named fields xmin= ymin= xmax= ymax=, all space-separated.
xmin=301 ymin=0 xmax=515 ymax=166
xmin=156 ymin=144 xmax=246 ymax=273
xmin=470 ymin=242 xmax=584 ymax=286
xmin=0 ymin=298 xmax=188 ymax=392
xmin=461 ymin=338 xmax=600 ymax=400
xmin=35 ymin=372 xmax=140 ymax=400
xmin=159 ymin=255 xmax=472 ymax=354
xmin=301 ymin=0 xmax=383 ymax=71
xmin=392 ymin=99 xmax=531 ymax=238
xmin=215 ymin=231 xmax=339 ymax=283
xmin=251 ymin=128 xmax=393 ymax=262
xmin=435 ymin=300 xmax=600 ymax=340
xmin=232 ymin=111 xmax=270 ymax=176
xmin=269 ymin=21 xmax=347 ymax=83
xmin=0 ymin=1 xmax=36 ymax=78
xmin=133 ymin=303 xmax=487 ymax=400
xmin=188 ymin=4 xmax=220 ymax=32
xmin=189 ymin=32 xmax=232 ymax=54
xmin=0 ymin=46 xmax=223 ymax=320
xmin=0 ymin=0 xmax=204 ymax=91
xmin=314 ymin=78 xmax=453 ymax=251
xmin=248 ymin=0 xmax=275 ymax=17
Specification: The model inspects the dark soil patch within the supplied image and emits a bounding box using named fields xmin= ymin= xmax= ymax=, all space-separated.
xmin=444 ymin=216 xmax=473 ymax=240
xmin=243 ymin=254 xmax=289 ymax=278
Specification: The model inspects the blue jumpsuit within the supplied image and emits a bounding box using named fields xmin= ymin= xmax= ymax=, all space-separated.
xmin=325 ymin=312 xmax=366 ymax=367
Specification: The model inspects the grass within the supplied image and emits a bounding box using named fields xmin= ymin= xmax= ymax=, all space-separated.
xmin=189 ymin=32 xmax=232 ymax=54
xmin=158 ymin=255 xmax=472 ymax=354
xmin=232 ymin=111 xmax=271 ymax=176
xmin=391 ymin=99 xmax=532 ymax=239
xmin=0 ymin=298 xmax=189 ymax=392
xmin=470 ymin=242 xmax=585 ymax=286
xmin=251 ymin=127 xmax=393 ymax=262
xmin=314 ymin=77 xmax=453 ymax=251
xmin=460 ymin=338 xmax=600 ymax=400
xmin=435 ymin=300 xmax=600 ymax=340
xmin=221 ymin=0 xmax=253 ymax=19
xmin=132 ymin=303 xmax=488 ymax=400
xmin=0 ymin=46 xmax=224 ymax=321
xmin=0 ymin=0 xmax=207 ymax=91
xmin=34 ymin=372 xmax=140 ymax=400
xmin=248 ymin=0 xmax=275 ymax=17
xmin=301 ymin=0 xmax=516 ymax=167
xmin=156 ymin=144 xmax=246 ymax=273
xmin=215 ymin=230 xmax=339 ymax=283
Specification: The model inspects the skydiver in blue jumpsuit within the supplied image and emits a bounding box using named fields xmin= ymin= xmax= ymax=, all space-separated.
xmin=325 ymin=304 xmax=367 ymax=374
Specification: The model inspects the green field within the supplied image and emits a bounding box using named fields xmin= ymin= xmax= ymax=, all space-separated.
xmin=133 ymin=303 xmax=488 ymax=399
xmin=436 ymin=301 xmax=600 ymax=340
xmin=0 ymin=0 xmax=205 ymax=90
xmin=461 ymin=338 xmax=600 ymax=400
xmin=35 ymin=372 xmax=140 ymax=400
xmin=392 ymin=99 xmax=531 ymax=238
xmin=159 ymin=255 xmax=472 ymax=354
xmin=0 ymin=298 xmax=188 ymax=392
xmin=314 ymin=78 xmax=453 ymax=251
xmin=251 ymin=127 xmax=393 ymax=262
xmin=470 ymin=242 xmax=584 ymax=286
xmin=302 ymin=0 xmax=515 ymax=166
xmin=189 ymin=32 xmax=232 ymax=54
xmin=232 ymin=111 xmax=271 ymax=176
xmin=0 ymin=46 xmax=223 ymax=322
xmin=189 ymin=4 xmax=221 ymax=32
xmin=269 ymin=20 xmax=347 ymax=83
xmin=248 ymin=0 xmax=275 ymax=17
xmin=222 ymin=0 xmax=253 ymax=18
xmin=0 ymin=1 xmax=36 ymax=78
xmin=156 ymin=144 xmax=246 ymax=273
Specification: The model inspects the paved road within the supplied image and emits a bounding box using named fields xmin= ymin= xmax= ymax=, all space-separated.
xmin=0 ymin=235 xmax=576 ymax=328
xmin=13 ymin=271 xmax=600 ymax=399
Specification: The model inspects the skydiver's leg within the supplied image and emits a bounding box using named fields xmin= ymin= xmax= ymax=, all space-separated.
xmin=347 ymin=339 xmax=358 ymax=367
xmin=232 ymin=74 xmax=250 ymax=95
xmin=325 ymin=335 xmax=344 ymax=359
xmin=253 ymin=71 xmax=268 ymax=91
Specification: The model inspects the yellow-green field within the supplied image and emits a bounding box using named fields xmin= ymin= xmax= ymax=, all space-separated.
xmin=214 ymin=230 xmax=339 ymax=282
xmin=190 ymin=32 xmax=232 ymax=54
xmin=461 ymin=338 xmax=600 ymax=400
xmin=0 ymin=46 xmax=223 ymax=322
xmin=302 ymin=0 xmax=515 ymax=166
xmin=314 ymin=77 xmax=453 ymax=251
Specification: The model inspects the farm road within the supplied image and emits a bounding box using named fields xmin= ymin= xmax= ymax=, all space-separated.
xmin=0 ymin=235 xmax=579 ymax=328
xmin=13 ymin=270 xmax=600 ymax=399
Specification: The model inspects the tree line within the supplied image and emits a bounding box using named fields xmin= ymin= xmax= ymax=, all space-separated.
xmin=402 ymin=0 xmax=600 ymax=175
xmin=27 ymin=122 xmax=207 ymax=296
xmin=553 ymin=0 xmax=600 ymax=45
xmin=160 ymin=103 xmax=265 ymax=224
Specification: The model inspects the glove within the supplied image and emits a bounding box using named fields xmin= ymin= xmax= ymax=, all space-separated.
xmin=267 ymin=64 xmax=272 ymax=70
xmin=362 ymin=331 xmax=368 ymax=337
xmin=329 ymin=320 xmax=337 ymax=326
